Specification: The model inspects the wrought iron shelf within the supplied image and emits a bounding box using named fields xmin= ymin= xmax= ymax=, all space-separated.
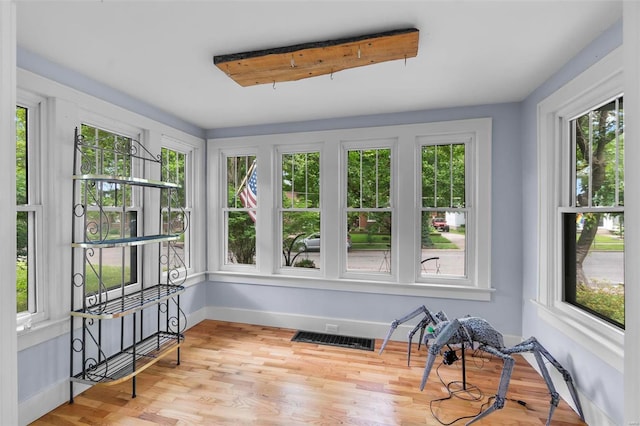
xmin=72 ymin=234 xmax=179 ymax=248
xmin=70 ymin=331 xmax=183 ymax=386
xmin=71 ymin=284 xmax=185 ymax=319
xmin=70 ymin=127 xmax=187 ymax=402
xmin=73 ymin=174 xmax=180 ymax=189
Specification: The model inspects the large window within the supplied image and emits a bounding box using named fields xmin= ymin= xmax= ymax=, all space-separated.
xmin=537 ymin=47 xmax=623 ymax=368
xmin=213 ymin=119 xmax=491 ymax=299
xmin=16 ymin=102 xmax=41 ymax=317
xmin=563 ymin=96 xmax=624 ymax=328
xmin=420 ymin=142 xmax=467 ymax=277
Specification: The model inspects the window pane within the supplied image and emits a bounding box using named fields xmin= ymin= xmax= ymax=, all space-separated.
xmin=421 ymin=211 xmax=466 ymax=277
xmin=76 ymin=125 xmax=139 ymax=293
xmin=564 ymin=212 xmax=624 ymax=328
xmin=16 ymin=106 xmax=30 ymax=314
xmin=281 ymin=152 xmax=320 ymax=269
xmin=161 ymin=209 xmax=189 ymax=272
xmin=347 ymin=148 xmax=391 ymax=208
xmin=16 ymin=211 xmax=30 ymax=313
xmin=227 ymin=156 xmax=256 ymax=210
xmin=282 ymin=152 xmax=320 ymax=209
xmin=573 ymin=97 xmax=624 ymax=207
xmin=282 ymin=211 xmax=320 ymax=268
xmin=79 ymin=124 xmax=132 ymax=178
xmin=161 ymin=147 xmax=189 ymax=272
xmin=226 ymin=211 xmax=256 ymax=265
xmin=422 ymin=143 xmax=465 ymax=208
xmin=16 ymin=106 xmax=27 ymax=205
xmin=161 ymin=148 xmax=186 ymax=208
xmin=81 ymin=210 xmax=137 ymax=294
xmin=225 ymin=155 xmax=257 ymax=266
xmin=347 ymin=211 xmax=391 ymax=272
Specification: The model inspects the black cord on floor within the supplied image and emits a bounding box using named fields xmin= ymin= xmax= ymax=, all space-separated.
xmin=428 ymin=351 xmax=531 ymax=425
xmin=429 ymin=361 xmax=485 ymax=425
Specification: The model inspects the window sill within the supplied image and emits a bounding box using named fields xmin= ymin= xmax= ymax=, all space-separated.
xmin=17 ymin=316 xmax=69 ymax=352
xmin=532 ymin=299 xmax=623 ymax=372
xmin=207 ymin=271 xmax=494 ymax=301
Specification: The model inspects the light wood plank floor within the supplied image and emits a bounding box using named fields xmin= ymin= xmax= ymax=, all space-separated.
xmin=32 ymin=320 xmax=586 ymax=425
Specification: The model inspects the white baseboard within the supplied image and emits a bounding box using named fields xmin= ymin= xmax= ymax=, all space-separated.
xmin=205 ymin=306 xmax=522 ymax=347
xmin=520 ymin=352 xmax=614 ymax=426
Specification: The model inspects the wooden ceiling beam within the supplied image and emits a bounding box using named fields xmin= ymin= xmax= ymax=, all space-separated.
xmin=213 ymin=28 xmax=419 ymax=87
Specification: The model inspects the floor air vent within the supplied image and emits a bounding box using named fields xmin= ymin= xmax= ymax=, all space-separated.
xmin=291 ymin=330 xmax=375 ymax=351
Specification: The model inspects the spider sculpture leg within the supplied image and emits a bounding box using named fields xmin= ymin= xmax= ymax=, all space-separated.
xmin=504 ymin=337 xmax=585 ymax=424
xmin=406 ymin=317 xmax=431 ymax=366
xmin=379 ymin=305 xmax=436 ymax=355
xmin=465 ymin=345 xmax=515 ymax=425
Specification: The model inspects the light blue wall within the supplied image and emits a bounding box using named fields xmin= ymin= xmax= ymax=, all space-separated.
xmin=520 ymin=20 xmax=623 ymax=424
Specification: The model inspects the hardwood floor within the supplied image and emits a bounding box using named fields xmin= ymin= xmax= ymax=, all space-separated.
xmin=32 ymin=320 xmax=587 ymax=425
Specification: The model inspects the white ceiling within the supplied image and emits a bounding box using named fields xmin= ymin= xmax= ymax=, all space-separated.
xmin=16 ymin=1 xmax=622 ymax=131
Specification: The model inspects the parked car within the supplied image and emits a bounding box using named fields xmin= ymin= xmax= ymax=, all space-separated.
xmin=302 ymin=233 xmax=352 ymax=251
xmin=431 ymin=217 xmax=450 ymax=232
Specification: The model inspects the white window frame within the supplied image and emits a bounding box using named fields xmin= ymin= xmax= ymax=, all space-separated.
xmin=342 ymin=139 xmax=396 ymax=281
xmin=417 ymin=133 xmax=474 ymax=284
xmin=210 ymin=119 xmax=492 ymax=301
xmin=537 ymin=47 xmax=624 ymax=371
xmin=16 ymin=90 xmax=46 ymax=330
xmin=219 ymin=149 xmax=259 ymax=272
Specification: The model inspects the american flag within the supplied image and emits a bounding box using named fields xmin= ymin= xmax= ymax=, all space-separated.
xmin=239 ymin=163 xmax=257 ymax=222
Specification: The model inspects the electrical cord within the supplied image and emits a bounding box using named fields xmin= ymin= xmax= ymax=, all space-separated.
xmin=429 ymin=359 xmax=484 ymax=425
xmin=428 ymin=350 xmax=530 ymax=425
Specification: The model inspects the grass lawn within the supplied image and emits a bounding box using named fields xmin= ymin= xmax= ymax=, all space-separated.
xmin=588 ymin=233 xmax=624 ymax=251
xmin=16 ymin=262 xmax=132 ymax=313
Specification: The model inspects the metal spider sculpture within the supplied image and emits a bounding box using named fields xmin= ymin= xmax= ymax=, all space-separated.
xmin=378 ymin=305 xmax=449 ymax=365
xmin=421 ymin=317 xmax=585 ymax=425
